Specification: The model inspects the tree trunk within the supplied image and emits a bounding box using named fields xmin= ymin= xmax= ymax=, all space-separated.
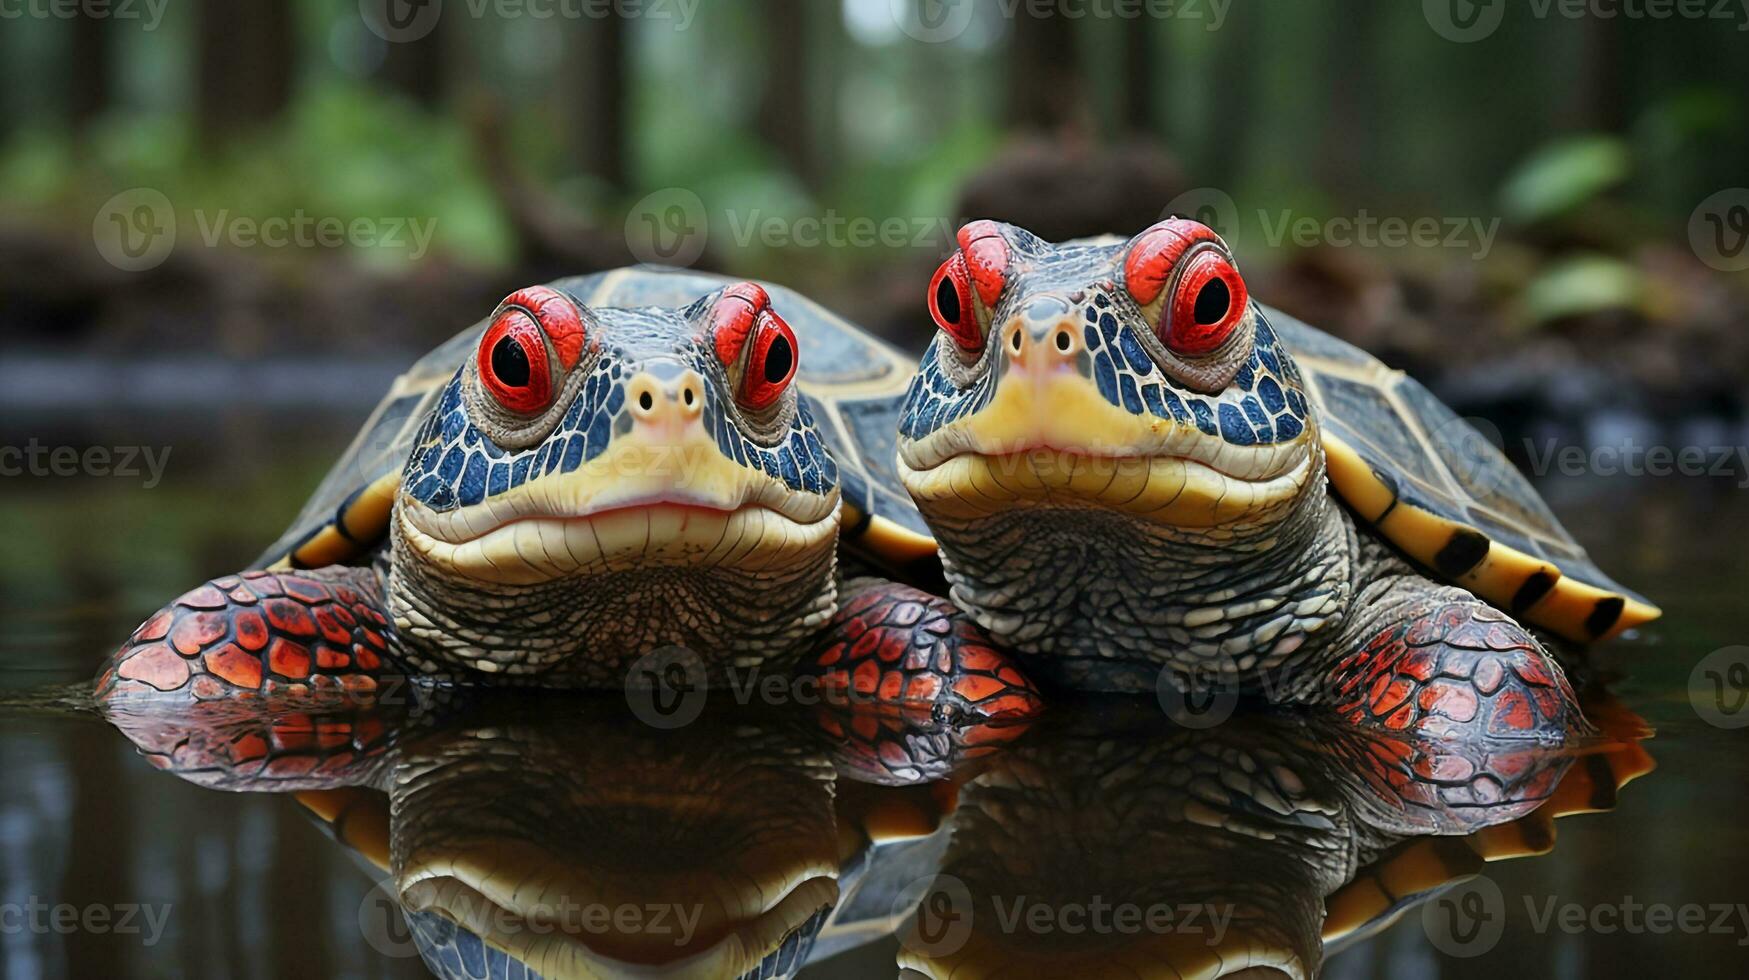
xmin=380 ymin=17 xmax=448 ymax=108
xmin=563 ymin=16 xmax=628 ymax=189
xmin=68 ymin=11 xmax=113 ymax=128
xmin=1202 ymin=8 xmax=1257 ymax=184
xmin=1318 ymin=0 xmax=1379 ymax=197
xmin=1571 ymin=17 xmax=1627 ymax=133
xmin=1007 ymin=10 xmax=1081 ymax=133
xmin=756 ymin=0 xmax=816 ymax=186
xmin=195 ymin=0 xmax=295 ymax=150
xmin=1119 ymin=18 xmax=1155 ymax=134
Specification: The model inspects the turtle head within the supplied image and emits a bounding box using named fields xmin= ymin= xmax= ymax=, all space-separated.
xmin=390 ymin=282 xmax=840 ymax=679
xmin=897 ymin=218 xmax=1320 ymax=538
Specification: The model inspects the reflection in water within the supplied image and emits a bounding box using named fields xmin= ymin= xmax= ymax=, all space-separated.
xmin=95 ymin=680 xmax=1649 ymax=980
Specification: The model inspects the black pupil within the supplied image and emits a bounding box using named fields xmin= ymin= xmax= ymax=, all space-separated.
xmin=935 ymin=275 xmax=961 ymax=324
xmin=763 ymin=335 xmax=793 ymax=385
xmin=491 ymin=335 xmax=531 ymax=387
xmin=1194 ymin=278 xmax=1231 ymax=325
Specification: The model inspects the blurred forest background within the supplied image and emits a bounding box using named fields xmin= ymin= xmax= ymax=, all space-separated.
xmin=1 ymin=0 xmax=1746 ymax=429
xmin=0 ymin=0 xmax=1745 ymax=527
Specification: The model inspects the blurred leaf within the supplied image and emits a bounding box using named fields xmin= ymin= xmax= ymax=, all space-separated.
xmin=1519 ymin=254 xmax=1644 ymax=327
xmin=1499 ymin=136 xmax=1631 ymax=225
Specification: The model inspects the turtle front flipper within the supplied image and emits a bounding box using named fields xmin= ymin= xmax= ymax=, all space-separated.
xmin=805 ymin=578 xmax=1041 ymax=722
xmin=1320 ymin=590 xmax=1587 ymax=744
xmin=96 ymin=567 xmax=402 ymax=703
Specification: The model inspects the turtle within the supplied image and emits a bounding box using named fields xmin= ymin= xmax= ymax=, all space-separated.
xmin=893 ymin=217 xmax=1660 ymax=738
xmin=94 ymin=270 xmax=1038 ymax=729
xmin=892 ymin=690 xmax=1652 ymax=979
xmin=92 ymin=673 xmax=1650 ymax=980
xmin=96 ymin=679 xmax=1028 ymax=979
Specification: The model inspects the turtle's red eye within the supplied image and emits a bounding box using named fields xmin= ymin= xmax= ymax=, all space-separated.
xmin=738 ymin=309 xmax=798 ymax=412
xmin=928 ymin=253 xmax=981 ymax=352
xmin=477 ymin=286 xmax=586 ymax=416
xmin=478 ymin=310 xmax=553 ymax=415
xmin=710 ymin=282 xmax=798 ymax=413
xmin=1124 ymin=218 xmax=1248 ymax=358
xmin=1164 ymin=249 xmax=1246 ymax=357
xmin=929 ymin=220 xmax=1012 ymax=356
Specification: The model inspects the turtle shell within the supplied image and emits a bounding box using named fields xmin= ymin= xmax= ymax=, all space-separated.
xmin=258 ymin=268 xmax=934 ymax=572
xmin=1266 ymin=305 xmax=1659 ymax=644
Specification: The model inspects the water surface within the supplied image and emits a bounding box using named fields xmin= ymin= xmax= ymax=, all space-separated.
xmin=1 ymin=409 xmax=1745 ymax=979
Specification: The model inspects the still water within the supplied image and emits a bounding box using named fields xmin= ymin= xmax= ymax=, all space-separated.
xmin=1 ymin=406 xmax=1745 ymax=979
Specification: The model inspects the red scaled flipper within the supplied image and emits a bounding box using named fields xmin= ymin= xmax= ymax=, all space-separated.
xmin=804 ymin=579 xmax=1041 ymax=783
xmin=1324 ymin=598 xmax=1585 ymax=743
xmin=96 ymin=568 xmax=401 ymax=704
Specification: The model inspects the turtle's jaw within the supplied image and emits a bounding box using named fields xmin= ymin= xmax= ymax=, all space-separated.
xmin=398 ymin=428 xmax=838 ymax=587
xmin=897 ymin=367 xmax=1317 ymax=529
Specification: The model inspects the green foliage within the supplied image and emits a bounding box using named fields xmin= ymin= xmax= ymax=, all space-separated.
xmin=0 ymin=81 xmax=512 ymax=266
xmin=1518 ymin=254 xmax=1645 ymax=327
xmin=1499 ymin=135 xmax=1632 ymax=225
